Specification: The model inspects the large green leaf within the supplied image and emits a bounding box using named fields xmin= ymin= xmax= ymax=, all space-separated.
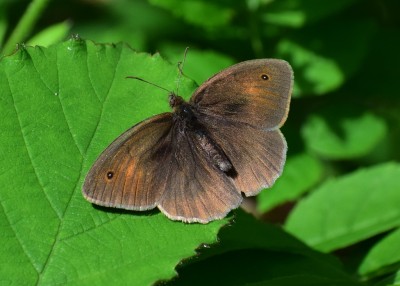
xmin=285 ymin=163 xmax=400 ymax=252
xmin=0 ymin=38 xmax=231 ymax=285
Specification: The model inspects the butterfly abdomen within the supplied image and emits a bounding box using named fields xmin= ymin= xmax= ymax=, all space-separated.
xmin=176 ymin=102 xmax=236 ymax=176
xmin=194 ymin=129 xmax=234 ymax=174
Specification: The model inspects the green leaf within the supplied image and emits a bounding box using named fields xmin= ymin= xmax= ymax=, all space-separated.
xmin=0 ymin=38 xmax=230 ymax=285
xmin=149 ymin=0 xmax=234 ymax=29
xmin=359 ymin=228 xmax=400 ymax=277
xmin=302 ymin=112 xmax=387 ymax=160
xmin=167 ymin=210 xmax=361 ymax=286
xmin=394 ymin=271 xmax=400 ymax=285
xmin=27 ymin=20 xmax=71 ymax=47
xmin=257 ymin=153 xmax=323 ymax=212
xmin=285 ymin=163 xmax=400 ymax=252
xmin=372 ymin=272 xmax=400 ymax=286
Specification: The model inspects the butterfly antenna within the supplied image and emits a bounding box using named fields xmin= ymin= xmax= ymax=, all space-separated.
xmin=176 ymin=47 xmax=189 ymax=96
xmin=126 ymin=76 xmax=172 ymax=94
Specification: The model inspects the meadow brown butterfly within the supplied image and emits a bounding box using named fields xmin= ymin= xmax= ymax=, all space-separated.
xmin=83 ymin=59 xmax=293 ymax=223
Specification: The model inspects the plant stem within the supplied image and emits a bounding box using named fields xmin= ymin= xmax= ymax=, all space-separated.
xmin=2 ymin=0 xmax=51 ymax=55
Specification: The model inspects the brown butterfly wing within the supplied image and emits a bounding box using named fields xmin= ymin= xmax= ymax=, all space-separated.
xmin=83 ymin=113 xmax=242 ymax=223
xmin=156 ymin=126 xmax=242 ymax=223
xmin=190 ymin=59 xmax=293 ymax=129
xmin=191 ymin=59 xmax=293 ymax=196
xmin=83 ymin=114 xmax=175 ymax=210
xmin=199 ymin=119 xmax=287 ymax=196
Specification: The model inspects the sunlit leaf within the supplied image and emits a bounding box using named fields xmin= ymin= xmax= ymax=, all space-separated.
xmin=0 ymin=38 xmax=230 ymax=285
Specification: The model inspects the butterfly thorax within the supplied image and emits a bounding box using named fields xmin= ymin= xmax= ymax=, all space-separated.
xmin=169 ymin=93 xmax=235 ymax=176
xmin=170 ymin=93 xmax=196 ymax=124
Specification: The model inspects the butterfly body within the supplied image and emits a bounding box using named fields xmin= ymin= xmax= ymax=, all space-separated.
xmin=83 ymin=59 xmax=293 ymax=223
xmin=170 ymin=93 xmax=234 ymax=174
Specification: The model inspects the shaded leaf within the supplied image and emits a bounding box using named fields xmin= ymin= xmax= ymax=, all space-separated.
xmin=0 ymin=6 xmax=6 ymax=46
xmin=277 ymin=38 xmax=342 ymax=95
xmin=277 ymin=20 xmax=375 ymax=96
xmin=302 ymin=112 xmax=387 ymax=160
xmin=73 ymin=0 xmax=179 ymax=52
xmin=167 ymin=210 xmax=360 ymax=286
xmin=149 ymin=0 xmax=234 ymax=29
xmin=262 ymin=0 xmax=361 ymax=27
xmin=359 ymin=228 xmax=400 ymax=277
xmin=257 ymin=153 xmax=323 ymax=212
xmin=372 ymin=273 xmax=400 ymax=286
xmin=347 ymin=23 xmax=400 ymax=101
xmin=285 ymin=163 xmax=400 ymax=252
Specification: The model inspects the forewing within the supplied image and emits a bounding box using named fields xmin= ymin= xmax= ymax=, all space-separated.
xmin=190 ymin=59 xmax=293 ymax=129
xmin=82 ymin=113 xmax=175 ymax=210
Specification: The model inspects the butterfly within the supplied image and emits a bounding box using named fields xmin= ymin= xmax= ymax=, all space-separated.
xmin=83 ymin=59 xmax=293 ymax=223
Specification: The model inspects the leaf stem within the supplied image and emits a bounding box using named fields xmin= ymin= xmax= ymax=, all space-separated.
xmin=2 ymin=0 xmax=51 ymax=55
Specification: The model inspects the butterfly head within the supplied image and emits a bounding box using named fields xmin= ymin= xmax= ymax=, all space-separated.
xmin=169 ymin=93 xmax=185 ymax=109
